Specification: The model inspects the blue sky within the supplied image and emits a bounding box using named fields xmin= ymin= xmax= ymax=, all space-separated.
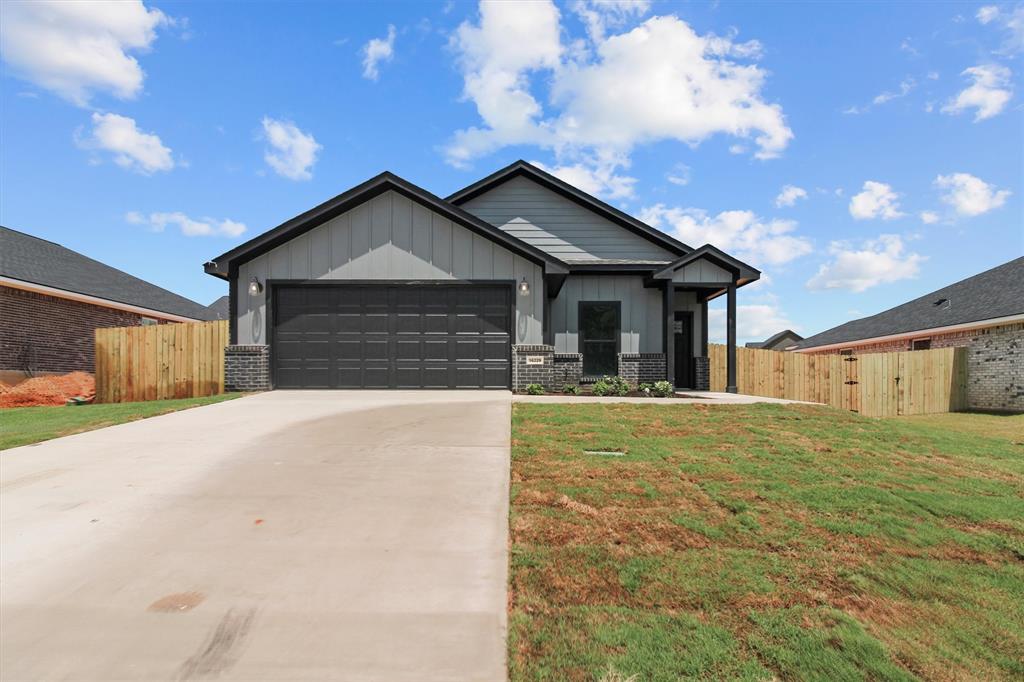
xmin=1 ymin=0 xmax=1021 ymax=342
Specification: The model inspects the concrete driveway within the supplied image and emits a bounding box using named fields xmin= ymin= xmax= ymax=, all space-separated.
xmin=1 ymin=391 xmax=511 ymax=681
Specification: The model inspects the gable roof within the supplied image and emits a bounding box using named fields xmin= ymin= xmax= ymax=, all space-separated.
xmin=746 ymin=329 xmax=802 ymax=349
xmin=793 ymin=257 xmax=1024 ymax=351
xmin=650 ymin=244 xmax=761 ymax=285
xmin=205 ymin=171 xmax=567 ymax=279
xmin=205 ymin=295 xmax=230 ymax=320
xmin=446 ymin=160 xmax=692 ymax=258
xmin=1 ymin=226 xmax=212 ymax=320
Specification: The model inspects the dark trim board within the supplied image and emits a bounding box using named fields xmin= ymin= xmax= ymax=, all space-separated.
xmin=265 ymin=279 xmax=516 ymax=390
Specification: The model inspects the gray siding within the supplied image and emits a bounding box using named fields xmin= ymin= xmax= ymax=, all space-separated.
xmin=673 ymin=259 xmax=731 ymax=283
xmin=236 ymin=190 xmax=543 ymax=345
xmin=461 ymin=175 xmax=674 ymax=263
xmin=551 ymin=276 xmax=703 ymax=355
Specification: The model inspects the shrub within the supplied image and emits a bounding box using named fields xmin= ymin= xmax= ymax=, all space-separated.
xmin=524 ymin=383 xmax=545 ymax=395
xmin=561 ymin=383 xmax=581 ymax=395
xmin=593 ymin=375 xmax=630 ymax=397
xmin=651 ymin=380 xmax=674 ymax=398
xmin=638 ymin=382 xmax=654 ymax=396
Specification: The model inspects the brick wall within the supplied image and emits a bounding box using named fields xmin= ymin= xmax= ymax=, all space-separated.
xmin=693 ymin=356 xmax=710 ymax=390
xmin=617 ymin=353 xmax=666 ymax=386
xmin=224 ymin=345 xmax=270 ymax=391
xmin=552 ymin=353 xmax=582 ymax=388
xmin=804 ymin=323 xmax=1022 ymax=355
xmin=512 ymin=345 xmax=554 ymax=391
xmin=966 ymin=324 xmax=1023 ymax=412
xmin=0 ymin=285 xmax=149 ymax=373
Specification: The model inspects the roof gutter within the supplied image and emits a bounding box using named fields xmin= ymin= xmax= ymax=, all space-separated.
xmin=1 ymin=276 xmax=204 ymax=323
xmin=791 ymin=313 xmax=1024 ymax=353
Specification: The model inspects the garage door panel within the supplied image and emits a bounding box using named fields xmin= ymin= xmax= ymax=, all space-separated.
xmin=272 ymin=284 xmax=510 ymax=389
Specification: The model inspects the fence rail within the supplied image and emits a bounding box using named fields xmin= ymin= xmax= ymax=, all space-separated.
xmin=95 ymin=320 xmax=228 ymax=403
xmin=708 ymin=344 xmax=967 ymax=417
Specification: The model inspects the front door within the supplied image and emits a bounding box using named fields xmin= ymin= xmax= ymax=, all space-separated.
xmin=674 ymin=311 xmax=693 ymax=388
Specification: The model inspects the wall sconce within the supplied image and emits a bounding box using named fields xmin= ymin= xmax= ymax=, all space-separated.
xmin=248 ymin=277 xmax=263 ymax=296
xmin=518 ymin=277 xmax=530 ymax=296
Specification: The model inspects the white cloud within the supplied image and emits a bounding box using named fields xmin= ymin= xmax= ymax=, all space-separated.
xmin=127 ymin=211 xmax=246 ymax=237
xmin=571 ymin=0 xmax=650 ymax=44
xmin=872 ymin=77 xmax=916 ymax=105
xmin=666 ymin=163 xmax=691 ymax=186
xmin=77 ymin=112 xmax=173 ymax=174
xmin=640 ymin=205 xmax=813 ymax=267
xmin=807 ymin=235 xmax=924 ymax=292
xmin=0 ymin=0 xmax=167 ymax=106
xmin=362 ymin=24 xmax=396 ymax=81
xmin=934 ymin=172 xmax=1011 ymax=216
xmin=775 ymin=184 xmax=807 ymax=208
xmin=920 ymin=210 xmax=940 ymax=224
xmin=708 ymin=302 xmax=797 ymax=344
xmin=976 ymin=5 xmax=1024 ymax=54
xmin=849 ymin=181 xmax=905 ymax=220
xmin=445 ymin=3 xmax=792 ymax=195
xmin=532 ymin=152 xmax=637 ymax=199
xmin=260 ymin=117 xmax=321 ymax=181
xmin=942 ymin=64 xmax=1013 ymax=121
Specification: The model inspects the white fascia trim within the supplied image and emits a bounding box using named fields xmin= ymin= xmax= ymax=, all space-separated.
xmin=1 ymin=276 xmax=203 ymax=323
xmin=791 ymin=313 xmax=1024 ymax=353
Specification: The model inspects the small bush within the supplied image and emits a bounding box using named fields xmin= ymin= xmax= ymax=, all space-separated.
xmin=593 ymin=375 xmax=630 ymax=397
xmin=561 ymin=383 xmax=581 ymax=395
xmin=651 ymin=380 xmax=674 ymax=398
xmin=524 ymin=383 xmax=545 ymax=395
xmin=638 ymin=382 xmax=654 ymax=396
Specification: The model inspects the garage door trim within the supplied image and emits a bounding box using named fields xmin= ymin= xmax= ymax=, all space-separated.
xmin=265 ymin=279 xmax=516 ymax=390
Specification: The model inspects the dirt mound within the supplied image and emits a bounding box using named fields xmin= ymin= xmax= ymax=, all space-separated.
xmin=0 ymin=372 xmax=95 ymax=408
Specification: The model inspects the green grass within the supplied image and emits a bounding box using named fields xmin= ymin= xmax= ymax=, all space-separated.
xmin=509 ymin=403 xmax=1024 ymax=681
xmin=0 ymin=393 xmax=244 ymax=450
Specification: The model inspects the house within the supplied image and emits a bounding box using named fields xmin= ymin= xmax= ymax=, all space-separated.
xmin=204 ymin=295 xmax=230 ymax=320
xmin=204 ymin=161 xmax=760 ymax=392
xmin=1 ymin=226 xmax=217 ymax=378
xmin=745 ymin=329 xmax=803 ymax=350
xmin=792 ymin=257 xmax=1023 ymax=412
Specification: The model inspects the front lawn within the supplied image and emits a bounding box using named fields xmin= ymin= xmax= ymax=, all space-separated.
xmin=0 ymin=393 xmax=244 ymax=450
xmin=510 ymin=403 xmax=1024 ymax=681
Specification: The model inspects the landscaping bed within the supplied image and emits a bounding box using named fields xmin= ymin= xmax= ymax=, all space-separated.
xmin=509 ymin=402 xmax=1024 ymax=680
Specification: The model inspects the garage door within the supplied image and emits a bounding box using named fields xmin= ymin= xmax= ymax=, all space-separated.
xmin=271 ymin=283 xmax=512 ymax=389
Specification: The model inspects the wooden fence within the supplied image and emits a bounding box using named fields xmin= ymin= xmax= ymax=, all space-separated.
xmin=708 ymin=344 xmax=967 ymax=417
xmin=95 ymin=320 xmax=228 ymax=403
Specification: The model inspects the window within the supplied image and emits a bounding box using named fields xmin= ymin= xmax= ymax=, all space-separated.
xmin=839 ymin=348 xmax=853 ymax=356
xmin=140 ymin=317 xmax=158 ymax=326
xmin=579 ymin=302 xmax=620 ymax=377
xmin=912 ymin=338 xmax=931 ymax=350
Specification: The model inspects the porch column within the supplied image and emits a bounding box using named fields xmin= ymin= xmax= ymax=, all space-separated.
xmin=664 ymin=283 xmax=675 ymax=386
xmin=726 ymin=281 xmax=737 ymax=393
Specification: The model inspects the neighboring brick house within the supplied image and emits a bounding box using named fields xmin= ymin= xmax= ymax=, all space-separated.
xmin=791 ymin=257 xmax=1024 ymax=412
xmin=1 ymin=226 xmax=219 ymax=377
xmin=745 ymin=329 xmax=803 ymax=350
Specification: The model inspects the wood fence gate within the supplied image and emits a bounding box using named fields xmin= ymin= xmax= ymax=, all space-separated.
xmin=94 ymin=320 xmax=228 ymax=403
xmin=708 ymin=344 xmax=967 ymax=417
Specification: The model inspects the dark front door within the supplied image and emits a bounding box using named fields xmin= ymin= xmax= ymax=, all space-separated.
xmin=579 ymin=301 xmax=620 ymax=377
xmin=674 ymin=311 xmax=694 ymax=388
xmin=271 ymin=283 xmax=511 ymax=389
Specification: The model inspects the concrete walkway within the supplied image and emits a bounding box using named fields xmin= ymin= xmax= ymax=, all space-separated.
xmin=514 ymin=391 xmax=813 ymax=405
xmin=1 ymin=391 xmax=511 ymax=681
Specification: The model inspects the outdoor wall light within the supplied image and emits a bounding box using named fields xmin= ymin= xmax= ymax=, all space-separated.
xmin=518 ymin=277 xmax=530 ymax=296
xmin=248 ymin=277 xmax=263 ymax=296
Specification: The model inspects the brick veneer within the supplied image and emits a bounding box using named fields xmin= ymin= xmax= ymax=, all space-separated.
xmin=966 ymin=324 xmax=1022 ymax=412
xmin=0 ymin=285 xmax=155 ymax=373
xmin=802 ymin=322 xmax=1023 ymax=355
xmin=552 ymin=353 xmax=583 ymax=387
xmin=693 ymin=356 xmax=710 ymax=390
xmin=224 ymin=345 xmax=270 ymax=391
xmin=512 ymin=344 xmax=554 ymax=391
xmin=617 ymin=353 xmax=667 ymax=386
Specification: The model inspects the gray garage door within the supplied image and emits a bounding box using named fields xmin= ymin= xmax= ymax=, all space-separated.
xmin=271 ymin=283 xmax=512 ymax=389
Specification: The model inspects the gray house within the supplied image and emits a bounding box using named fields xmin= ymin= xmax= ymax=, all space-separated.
xmin=205 ymin=161 xmax=759 ymax=392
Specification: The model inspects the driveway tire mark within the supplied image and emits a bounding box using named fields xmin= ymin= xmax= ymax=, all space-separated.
xmin=177 ymin=607 xmax=256 ymax=680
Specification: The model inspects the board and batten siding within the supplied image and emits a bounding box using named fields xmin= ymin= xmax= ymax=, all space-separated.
xmin=235 ymin=190 xmax=543 ymax=345
xmin=461 ymin=175 xmax=675 ymax=263
xmin=551 ymin=276 xmax=703 ymax=355
xmin=672 ymin=259 xmax=731 ymax=283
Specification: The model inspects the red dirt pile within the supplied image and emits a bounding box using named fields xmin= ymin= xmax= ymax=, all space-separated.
xmin=0 ymin=372 xmax=96 ymax=408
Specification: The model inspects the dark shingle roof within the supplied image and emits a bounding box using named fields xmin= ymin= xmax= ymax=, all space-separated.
xmin=794 ymin=257 xmax=1024 ymax=350
xmin=205 ymin=295 xmax=230 ymax=320
xmin=746 ymin=329 xmax=803 ymax=349
xmin=1 ymin=226 xmax=212 ymax=320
